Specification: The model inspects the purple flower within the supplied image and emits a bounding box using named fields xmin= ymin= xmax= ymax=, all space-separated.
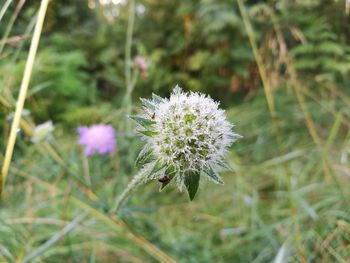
xmin=77 ymin=124 xmax=116 ymax=156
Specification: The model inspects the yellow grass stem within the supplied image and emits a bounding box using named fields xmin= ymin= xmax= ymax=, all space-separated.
xmin=266 ymin=8 xmax=322 ymax=146
xmin=237 ymin=0 xmax=288 ymax=157
xmin=42 ymin=142 xmax=66 ymax=167
xmin=1 ymin=0 xmax=50 ymax=197
xmin=237 ymin=0 xmax=276 ymax=118
xmin=0 ymin=95 xmax=12 ymax=107
xmin=289 ymin=67 xmax=322 ymax=145
xmin=266 ymin=9 xmax=348 ymax=203
xmin=0 ymin=94 xmax=69 ymax=170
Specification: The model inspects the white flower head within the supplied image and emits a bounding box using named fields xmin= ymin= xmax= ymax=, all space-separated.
xmin=132 ymin=85 xmax=240 ymax=200
xmin=31 ymin=121 xmax=55 ymax=143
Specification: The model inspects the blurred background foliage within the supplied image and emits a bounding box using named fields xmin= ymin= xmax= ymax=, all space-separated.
xmin=1 ymin=0 xmax=350 ymax=262
xmin=1 ymin=0 xmax=350 ymax=124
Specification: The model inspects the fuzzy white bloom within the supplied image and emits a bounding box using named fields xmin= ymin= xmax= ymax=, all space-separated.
xmin=152 ymin=88 xmax=236 ymax=172
xmin=132 ymin=86 xmax=240 ymax=200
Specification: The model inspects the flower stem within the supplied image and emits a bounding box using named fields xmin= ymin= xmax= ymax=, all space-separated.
xmin=1 ymin=0 xmax=50 ymax=197
xmin=111 ymin=167 xmax=147 ymax=213
xmin=122 ymin=0 xmax=136 ymax=132
xmin=124 ymin=0 xmax=135 ymax=91
xmin=123 ymin=1 xmax=135 ymax=100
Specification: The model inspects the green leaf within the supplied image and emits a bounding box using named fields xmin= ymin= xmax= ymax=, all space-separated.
xmin=140 ymin=98 xmax=156 ymax=112
xmin=317 ymin=41 xmax=344 ymax=56
xmin=291 ymin=43 xmax=315 ymax=56
xmin=28 ymin=81 xmax=52 ymax=96
xmin=146 ymin=161 xmax=167 ymax=180
xmin=184 ymin=171 xmax=200 ymax=201
xmin=188 ymin=51 xmax=210 ymax=71
xmin=129 ymin=115 xmax=155 ymax=128
xmin=315 ymin=31 xmax=337 ymax=41
xmin=135 ymin=146 xmax=153 ymax=167
xmin=204 ymin=167 xmax=224 ymax=184
xmin=151 ymin=161 xmax=165 ymax=174
xmin=216 ymin=159 xmax=232 ymax=171
xmin=294 ymin=59 xmax=319 ymax=70
xmin=139 ymin=130 xmax=158 ymax=137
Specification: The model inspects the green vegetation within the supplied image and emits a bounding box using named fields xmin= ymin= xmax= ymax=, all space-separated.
xmin=0 ymin=0 xmax=350 ymax=262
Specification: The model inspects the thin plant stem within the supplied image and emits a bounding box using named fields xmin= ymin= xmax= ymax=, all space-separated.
xmin=237 ymin=0 xmax=288 ymax=157
xmin=111 ymin=174 xmax=143 ymax=213
xmin=263 ymin=6 xmax=321 ymax=146
xmin=122 ymin=0 xmax=136 ymax=131
xmin=1 ymin=0 xmax=50 ymax=197
xmin=288 ymin=176 xmax=308 ymax=263
xmin=12 ymin=11 xmax=38 ymax=63
xmin=82 ymin=154 xmax=92 ymax=187
xmin=123 ymin=0 xmax=135 ymax=106
xmin=0 ymin=0 xmax=14 ymax=23
xmin=21 ymin=212 xmax=89 ymax=263
xmin=124 ymin=0 xmax=135 ymax=91
xmin=237 ymin=0 xmax=276 ymax=118
xmin=111 ymin=165 xmax=150 ymax=213
xmin=0 ymin=0 xmax=26 ymax=56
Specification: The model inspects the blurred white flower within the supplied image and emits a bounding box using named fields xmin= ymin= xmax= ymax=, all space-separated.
xmin=132 ymin=85 xmax=241 ymax=199
xmin=243 ymin=194 xmax=255 ymax=206
xmin=6 ymin=109 xmax=30 ymax=121
xmin=31 ymin=121 xmax=54 ymax=143
xmin=99 ymin=0 xmax=126 ymax=5
xmin=136 ymin=4 xmax=146 ymax=15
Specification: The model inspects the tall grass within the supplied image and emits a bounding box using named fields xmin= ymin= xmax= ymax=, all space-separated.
xmin=1 ymin=0 xmax=50 ymax=197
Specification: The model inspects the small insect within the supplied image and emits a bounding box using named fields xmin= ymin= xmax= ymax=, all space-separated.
xmin=151 ymin=112 xmax=155 ymax=119
xmin=158 ymin=175 xmax=171 ymax=184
